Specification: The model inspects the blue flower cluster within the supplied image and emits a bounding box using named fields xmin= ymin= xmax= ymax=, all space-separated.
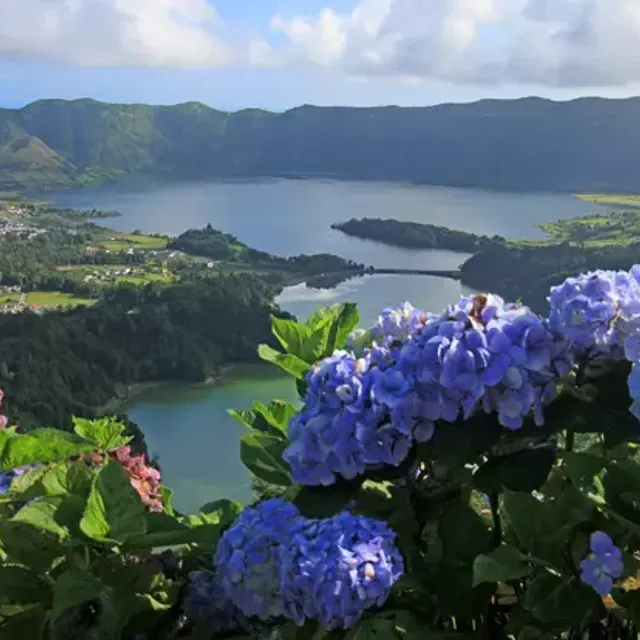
xmin=548 ymin=267 xmax=640 ymax=361
xmin=548 ymin=267 xmax=640 ymax=422
xmin=213 ymin=499 xmax=403 ymax=630
xmin=286 ymin=294 xmax=572 ymax=486
xmin=0 ymin=467 xmax=27 ymax=496
xmin=186 ymin=570 xmax=248 ymax=634
xmin=580 ymin=531 xmax=623 ymax=596
xmin=282 ymin=511 xmax=405 ymax=629
xmin=214 ymin=498 xmax=300 ymax=620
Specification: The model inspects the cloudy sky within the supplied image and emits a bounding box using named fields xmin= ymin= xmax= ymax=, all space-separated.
xmin=1 ymin=0 xmax=640 ymax=110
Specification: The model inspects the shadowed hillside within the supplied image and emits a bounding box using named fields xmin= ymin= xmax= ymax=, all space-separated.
xmin=3 ymin=96 xmax=640 ymax=192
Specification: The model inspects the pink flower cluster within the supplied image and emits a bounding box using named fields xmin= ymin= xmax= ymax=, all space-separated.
xmin=0 ymin=389 xmax=9 ymax=430
xmin=109 ymin=446 xmax=163 ymax=513
xmin=76 ymin=446 xmax=164 ymax=513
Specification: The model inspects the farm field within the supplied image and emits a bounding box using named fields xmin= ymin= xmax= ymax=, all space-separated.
xmin=57 ymin=263 xmax=174 ymax=285
xmin=96 ymin=231 xmax=168 ymax=252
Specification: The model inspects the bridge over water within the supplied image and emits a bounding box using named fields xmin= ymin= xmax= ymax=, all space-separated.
xmin=301 ymin=267 xmax=463 ymax=288
xmin=369 ymin=268 xmax=461 ymax=280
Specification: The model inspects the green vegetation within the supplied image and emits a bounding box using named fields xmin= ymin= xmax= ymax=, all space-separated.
xmin=2 ymin=303 xmax=640 ymax=638
xmin=168 ymin=224 xmax=366 ymax=279
xmin=540 ymin=208 xmax=640 ymax=245
xmin=4 ymin=97 xmax=640 ymax=192
xmin=575 ymin=193 xmax=640 ymax=208
xmin=0 ymin=275 xmax=289 ymax=432
xmin=332 ymin=217 xmax=507 ymax=252
xmin=99 ymin=232 xmax=168 ymax=252
xmin=24 ymin=291 xmax=97 ymax=308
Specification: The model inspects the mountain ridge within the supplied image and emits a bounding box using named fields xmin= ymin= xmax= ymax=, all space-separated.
xmin=2 ymin=96 xmax=640 ymax=192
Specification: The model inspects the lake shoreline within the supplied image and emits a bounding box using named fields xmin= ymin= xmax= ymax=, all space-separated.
xmin=100 ymin=363 xmax=238 ymax=414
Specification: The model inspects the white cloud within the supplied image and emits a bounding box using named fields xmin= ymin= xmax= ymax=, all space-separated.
xmin=0 ymin=0 xmax=235 ymax=67
xmin=270 ymin=0 xmax=640 ymax=87
xmin=1 ymin=0 xmax=640 ymax=87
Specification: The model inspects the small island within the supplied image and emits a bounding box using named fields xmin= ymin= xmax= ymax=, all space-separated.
xmin=331 ymin=217 xmax=507 ymax=252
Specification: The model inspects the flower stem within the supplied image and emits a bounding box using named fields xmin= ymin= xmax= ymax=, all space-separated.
xmin=489 ymin=492 xmax=502 ymax=547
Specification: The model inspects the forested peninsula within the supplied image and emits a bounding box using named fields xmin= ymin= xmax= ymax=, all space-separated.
xmin=332 ymin=217 xmax=507 ymax=252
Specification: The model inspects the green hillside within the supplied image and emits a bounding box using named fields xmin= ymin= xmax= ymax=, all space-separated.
xmin=3 ymin=96 xmax=640 ymax=192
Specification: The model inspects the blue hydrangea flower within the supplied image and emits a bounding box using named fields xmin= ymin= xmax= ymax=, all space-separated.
xmin=214 ymin=498 xmax=303 ymax=620
xmin=284 ymin=348 xmax=417 ymax=486
xmin=186 ymin=570 xmax=248 ymax=634
xmin=281 ymin=512 xmax=404 ymax=630
xmin=394 ymin=294 xmax=570 ymax=430
xmin=548 ymin=267 xmax=640 ymax=361
xmin=0 ymin=467 xmax=27 ymax=496
xmin=580 ymin=531 xmax=623 ymax=596
xmin=0 ymin=471 xmax=13 ymax=495
xmin=369 ymin=302 xmax=431 ymax=347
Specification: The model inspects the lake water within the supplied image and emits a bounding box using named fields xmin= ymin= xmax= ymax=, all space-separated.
xmin=52 ymin=179 xmax=600 ymax=513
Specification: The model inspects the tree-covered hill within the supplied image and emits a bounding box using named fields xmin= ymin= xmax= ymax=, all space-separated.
xmin=3 ymin=96 xmax=640 ymax=192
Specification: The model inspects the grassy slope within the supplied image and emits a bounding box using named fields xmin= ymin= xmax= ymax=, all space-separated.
xmin=539 ymin=194 xmax=640 ymax=246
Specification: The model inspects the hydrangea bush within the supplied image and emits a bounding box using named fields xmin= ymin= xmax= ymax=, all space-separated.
xmin=4 ymin=268 xmax=640 ymax=638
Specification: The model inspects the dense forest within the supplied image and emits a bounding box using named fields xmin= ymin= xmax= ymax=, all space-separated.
xmin=460 ymin=243 xmax=640 ymax=312
xmin=4 ymin=97 xmax=640 ymax=192
xmin=332 ymin=217 xmax=507 ymax=252
xmin=0 ymin=274 xmax=288 ymax=431
xmin=169 ymin=224 xmax=365 ymax=275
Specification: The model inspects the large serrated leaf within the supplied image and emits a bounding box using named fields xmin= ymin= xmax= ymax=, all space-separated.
xmin=240 ymin=432 xmax=292 ymax=486
xmin=258 ymin=344 xmax=311 ymax=379
xmin=80 ymin=460 xmax=147 ymax=544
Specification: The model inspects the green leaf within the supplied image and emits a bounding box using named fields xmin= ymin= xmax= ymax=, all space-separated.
xmin=344 ymin=615 xmax=397 ymax=639
xmin=258 ymin=344 xmax=310 ymax=379
xmin=422 ymin=413 xmax=503 ymax=468
xmin=240 ymin=432 xmax=292 ymax=486
xmin=304 ymin=304 xmax=340 ymax=330
xmin=523 ymin=573 xmax=602 ymax=626
xmin=0 ymin=605 xmax=46 ymax=640
xmin=228 ymin=399 xmax=297 ymax=439
xmin=80 ymin=460 xmax=147 ymax=544
xmin=51 ymin=569 xmax=129 ymax=639
xmin=0 ymin=565 xmax=51 ymax=606
xmin=4 ymin=463 xmax=94 ymax=505
xmin=0 ymin=429 xmax=95 ymax=471
xmin=472 ymin=545 xmax=534 ymax=586
xmin=126 ymin=501 xmax=239 ymax=549
xmin=255 ymin=400 xmax=298 ymax=435
xmin=199 ymin=498 xmax=242 ymax=524
xmin=0 ymin=521 xmax=65 ymax=573
xmin=293 ymin=480 xmax=362 ymax=518
xmin=271 ymin=315 xmax=310 ymax=357
xmin=473 ymin=446 xmax=556 ymax=493
xmin=52 ymin=569 xmax=103 ymax=624
xmin=502 ymin=488 xmax=593 ymax=566
xmin=563 ymin=452 xmax=606 ymax=496
xmin=304 ymin=303 xmax=360 ymax=355
xmin=73 ymin=416 xmax=132 ymax=452
xmin=325 ymin=303 xmax=360 ymax=352
xmin=159 ymin=485 xmax=175 ymax=517
xmin=439 ymin=500 xmax=492 ymax=563
xmin=13 ymin=495 xmax=86 ymax=541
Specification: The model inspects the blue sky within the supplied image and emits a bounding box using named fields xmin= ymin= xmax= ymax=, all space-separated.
xmin=1 ymin=0 xmax=639 ymax=111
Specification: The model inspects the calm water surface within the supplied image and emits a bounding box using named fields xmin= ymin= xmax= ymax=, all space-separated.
xmin=53 ymin=179 xmax=601 ymax=513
